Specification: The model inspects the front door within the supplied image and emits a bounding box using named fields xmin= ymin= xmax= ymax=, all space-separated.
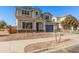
xmin=36 ymin=22 xmax=43 ymax=32
xmin=36 ymin=23 xmax=39 ymax=32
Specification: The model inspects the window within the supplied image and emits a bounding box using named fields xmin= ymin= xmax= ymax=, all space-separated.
xmin=35 ymin=12 xmax=38 ymax=15
xmin=26 ymin=23 xmax=32 ymax=29
xmin=45 ymin=16 xmax=49 ymax=19
xmin=53 ymin=19 xmax=55 ymax=22
xmin=22 ymin=22 xmax=32 ymax=29
xmin=22 ymin=10 xmax=29 ymax=15
xmin=26 ymin=11 xmax=29 ymax=15
xmin=22 ymin=10 xmax=25 ymax=14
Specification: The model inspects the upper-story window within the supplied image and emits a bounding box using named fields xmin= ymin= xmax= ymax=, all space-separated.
xmin=45 ymin=16 xmax=49 ymax=19
xmin=35 ymin=12 xmax=39 ymax=15
xmin=22 ymin=10 xmax=29 ymax=15
xmin=52 ymin=19 xmax=55 ymax=22
xmin=26 ymin=11 xmax=29 ymax=15
xmin=22 ymin=10 xmax=25 ymax=14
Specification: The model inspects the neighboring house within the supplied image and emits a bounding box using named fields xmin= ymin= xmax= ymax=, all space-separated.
xmin=56 ymin=16 xmax=67 ymax=31
xmin=56 ymin=16 xmax=75 ymax=31
xmin=16 ymin=7 xmax=58 ymax=32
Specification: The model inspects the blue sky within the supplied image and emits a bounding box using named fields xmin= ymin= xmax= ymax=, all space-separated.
xmin=0 ymin=6 xmax=79 ymax=25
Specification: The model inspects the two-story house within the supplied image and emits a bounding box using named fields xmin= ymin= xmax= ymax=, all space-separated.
xmin=16 ymin=7 xmax=58 ymax=32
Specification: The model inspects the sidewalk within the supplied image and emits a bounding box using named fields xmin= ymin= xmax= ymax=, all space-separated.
xmin=41 ymin=39 xmax=79 ymax=53
xmin=0 ymin=32 xmax=79 ymax=53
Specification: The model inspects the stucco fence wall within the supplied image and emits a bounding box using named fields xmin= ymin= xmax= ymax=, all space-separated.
xmin=0 ymin=37 xmax=54 ymax=53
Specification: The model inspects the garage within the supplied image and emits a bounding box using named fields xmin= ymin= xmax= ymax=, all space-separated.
xmin=45 ymin=25 xmax=53 ymax=32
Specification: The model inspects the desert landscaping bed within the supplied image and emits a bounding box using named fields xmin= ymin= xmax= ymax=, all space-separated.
xmin=0 ymin=32 xmax=55 ymax=41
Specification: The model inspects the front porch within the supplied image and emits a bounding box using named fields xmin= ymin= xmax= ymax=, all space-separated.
xmin=17 ymin=20 xmax=45 ymax=32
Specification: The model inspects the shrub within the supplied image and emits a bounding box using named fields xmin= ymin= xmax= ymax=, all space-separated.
xmin=8 ymin=26 xmax=17 ymax=34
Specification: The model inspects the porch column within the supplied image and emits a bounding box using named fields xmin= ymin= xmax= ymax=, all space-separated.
xmin=33 ymin=22 xmax=36 ymax=31
xmin=16 ymin=19 xmax=18 ymax=33
xmin=43 ymin=22 xmax=46 ymax=32
xmin=53 ymin=24 xmax=57 ymax=32
xmin=21 ymin=21 xmax=23 ymax=30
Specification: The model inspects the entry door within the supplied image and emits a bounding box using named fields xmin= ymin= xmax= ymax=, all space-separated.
xmin=36 ymin=23 xmax=39 ymax=32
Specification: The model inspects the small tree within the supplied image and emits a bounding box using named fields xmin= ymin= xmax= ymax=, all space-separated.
xmin=0 ymin=21 xmax=7 ymax=28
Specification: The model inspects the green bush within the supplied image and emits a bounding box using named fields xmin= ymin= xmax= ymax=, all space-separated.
xmin=8 ymin=26 xmax=17 ymax=34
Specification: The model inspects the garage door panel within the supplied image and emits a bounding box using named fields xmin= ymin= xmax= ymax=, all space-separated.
xmin=45 ymin=25 xmax=53 ymax=32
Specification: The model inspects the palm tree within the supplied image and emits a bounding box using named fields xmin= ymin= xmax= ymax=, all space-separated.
xmin=61 ymin=15 xmax=78 ymax=30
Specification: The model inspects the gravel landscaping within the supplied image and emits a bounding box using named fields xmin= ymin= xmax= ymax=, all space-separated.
xmin=0 ymin=32 xmax=54 ymax=41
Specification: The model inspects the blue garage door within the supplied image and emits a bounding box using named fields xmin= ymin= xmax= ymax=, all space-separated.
xmin=45 ymin=25 xmax=53 ymax=32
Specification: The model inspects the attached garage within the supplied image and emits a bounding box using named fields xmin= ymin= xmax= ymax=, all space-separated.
xmin=45 ymin=25 xmax=53 ymax=32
